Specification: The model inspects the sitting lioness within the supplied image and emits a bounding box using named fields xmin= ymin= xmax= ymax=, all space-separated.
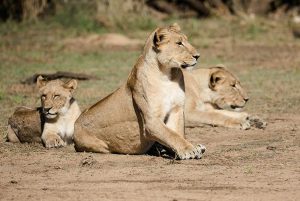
xmin=74 ymin=24 xmax=206 ymax=159
xmin=184 ymin=65 xmax=267 ymax=129
xmin=7 ymin=76 xmax=81 ymax=148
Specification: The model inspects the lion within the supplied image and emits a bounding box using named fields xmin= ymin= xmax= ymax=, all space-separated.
xmin=184 ymin=65 xmax=267 ymax=129
xmin=74 ymin=24 xmax=206 ymax=160
xmin=7 ymin=76 xmax=81 ymax=148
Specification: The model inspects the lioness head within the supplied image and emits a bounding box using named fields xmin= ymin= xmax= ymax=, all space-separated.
xmin=37 ymin=76 xmax=77 ymax=119
xmin=208 ymin=65 xmax=249 ymax=110
xmin=149 ymin=23 xmax=200 ymax=70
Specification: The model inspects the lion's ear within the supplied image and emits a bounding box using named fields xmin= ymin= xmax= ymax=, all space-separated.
xmin=63 ymin=79 xmax=77 ymax=93
xmin=36 ymin=75 xmax=47 ymax=88
xmin=209 ymin=71 xmax=223 ymax=90
xmin=169 ymin=23 xmax=181 ymax=32
xmin=215 ymin=64 xmax=227 ymax=69
xmin=153 ymin=28 xmax=165 ymax=48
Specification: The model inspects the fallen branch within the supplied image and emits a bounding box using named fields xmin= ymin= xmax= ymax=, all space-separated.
xmin=22 ymin=71 xmax=98 ymax=84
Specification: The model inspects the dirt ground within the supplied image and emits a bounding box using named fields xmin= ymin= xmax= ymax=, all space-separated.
xmin=0 ymin=113 xmax=299 ymax=201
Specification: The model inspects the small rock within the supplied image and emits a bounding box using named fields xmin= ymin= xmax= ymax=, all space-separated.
xmin=266 ymin=146 xmax=276 ymax=150
xmin=53 ymin=166 xmax=62 ymax=170
xmin=80 ymin=155 xmax=97 ymax=167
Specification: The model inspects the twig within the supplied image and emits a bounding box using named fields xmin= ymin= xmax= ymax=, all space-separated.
xmin=21 ymin=71 xmax=99 ymax=84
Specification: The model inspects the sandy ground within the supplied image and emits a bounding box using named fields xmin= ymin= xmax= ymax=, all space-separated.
xmin=0 ymin=113 xmax=299 ymax=201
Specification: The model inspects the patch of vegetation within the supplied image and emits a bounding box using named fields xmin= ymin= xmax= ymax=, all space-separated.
xmin=244 ymin=166 xmax=254 ymax=174
xmin=50 ymin=1 xmax=105 ymax=33
xmin=245 ymin=22 xmax=267 ymax=40
xmin=0 ymin=89 xmax=4 ymax=101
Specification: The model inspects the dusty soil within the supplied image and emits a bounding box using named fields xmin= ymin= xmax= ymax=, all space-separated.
xmin=0 ymin=113 xmax=299 ymax=201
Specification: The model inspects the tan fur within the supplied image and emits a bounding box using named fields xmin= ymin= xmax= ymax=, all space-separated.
xmin=7 ymin=106 xmax=43 ymax=143
xmin=184 ymin=65 xmax=267 ymax=129
xmin=7 ymin=77 xmax=81 ymax=147
xmin=74 ymin=24 xmax=206 ymax=159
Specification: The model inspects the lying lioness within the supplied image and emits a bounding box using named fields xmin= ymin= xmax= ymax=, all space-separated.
xmin=74 ymin=24 xmax=206 ymax=159
xmin=7 ymin=76 xmax=81 ymax=147
xmin=184 ymin=65 xmax=267 ymax=129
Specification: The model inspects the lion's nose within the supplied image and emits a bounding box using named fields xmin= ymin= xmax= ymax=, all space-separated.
xmin=244 ymin=97 xmax=249 ymax=102
xmin=193 ymin=54 xmax=200 ymax=61
xmin=43 ymin=107 xmax=52 ymax=113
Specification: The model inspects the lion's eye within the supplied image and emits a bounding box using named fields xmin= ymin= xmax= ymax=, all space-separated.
xmin=232 ymin=84 xmax=236 ymax=87
xmin=41 ymin=95 xmax=46 ymax=99
xmin=54 ymin=95 xmax=60 ymax=99
xmin=176 ymin=41 xmax=183 ymax=46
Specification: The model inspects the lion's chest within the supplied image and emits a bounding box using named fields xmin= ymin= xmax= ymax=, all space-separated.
xmin=56 ymin=117 xmax=75 ymax=137
xmin=43 ymin=116 xmax=75 ymax=143
xmin=148 ymin=80 xmax=185 ymax=119
xmin=44 ymin=102 xmax=80 ymax=142
xmin=163 ymin=84 xmax=184 ymax=113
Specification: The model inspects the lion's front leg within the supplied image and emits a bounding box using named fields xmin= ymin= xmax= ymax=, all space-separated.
xmin=133 ymin=92 xmax=205 ymax=160
xmin=165 ymin=106 xmax=185 ymax=137
xmin=41 ymin=126 xmax=66 ymax=148
xmin=213 ymin=110 xmax=267 ymax=129
xmin=186 ymin=110 xmax=251 ymax=130
xmin=213 ymin=110 xmax=251 ymax=130
xmin=145 ymin=118 xmax=205 ymax=159
xmin=154 ymin=106 xmax=186 ymax=156
xmin=186 ymin=110 xmax=267 ymax=130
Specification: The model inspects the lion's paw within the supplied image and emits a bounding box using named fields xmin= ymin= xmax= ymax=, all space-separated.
xmin=43 ymin=134 xmax=66 ymax=148
xmin=177 ymin=144 xmax=206 ymax=160
xmin=249 ymin=116 xmax=267 ymax=129
xmin=240 ymin=117 xmax=251 ymax=130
